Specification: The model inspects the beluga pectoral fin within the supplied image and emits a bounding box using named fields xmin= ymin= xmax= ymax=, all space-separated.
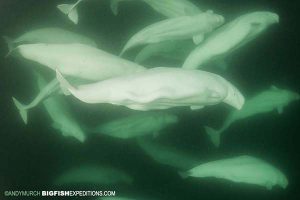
xmin=56 ymin=70 xmax=77 ymax=96
xmin=204 ymin=126 xmax=221 ymax=148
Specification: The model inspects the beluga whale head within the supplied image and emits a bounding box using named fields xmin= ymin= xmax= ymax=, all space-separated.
xmin=219 ymin=78 xmax=245 ymax=110
xmin=242 ymin=11 xmax=279 ymax=40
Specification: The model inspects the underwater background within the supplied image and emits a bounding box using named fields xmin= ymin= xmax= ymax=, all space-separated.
xmin=0 ymin=0 xmax=300 ymax=199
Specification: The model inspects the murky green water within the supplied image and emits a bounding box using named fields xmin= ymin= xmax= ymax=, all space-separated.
xmin=0 ymin=0 xmax=299 ymax=200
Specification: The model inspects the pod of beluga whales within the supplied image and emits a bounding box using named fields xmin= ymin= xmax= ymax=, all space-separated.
xmin=5 ymin=0 xmax=300 ymax=199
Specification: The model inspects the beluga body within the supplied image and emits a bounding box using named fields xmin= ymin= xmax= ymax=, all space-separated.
xmin=54 ymin=165 xmax=133 ymax=186
xmin=182 ymin=11 xmax=279 ymax=69
xmin=120 ymin=10 xmax=224 ymax=55
xmin=180 ymin=155 xmax=288 ymax=190
xmin=88 ymin=112 xmax=178 ymax=139
xmin=14 ymin=43 xmax=146 ymax=81
xmin=111 ymin=0 xmax=201 ymax=18
xmin=56 ymin=67 xmax=245 ymax=111
xmin=205 ymin=86 xmax=300 ymax=147
xmin=3 ymin=27 xmax=97 ymax=52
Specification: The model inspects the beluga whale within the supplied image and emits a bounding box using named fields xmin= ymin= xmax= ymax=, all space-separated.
xmin=87 ymin=112 xmax=178 ymax=139
xmin=120 ymin=10 xmax=224 ymax=55
xmin=3 ymin=27 xmax=97 ymax=55
xmin=111 ymin=0 xmax=201 ymax=18
xmin=182 ymin=11 xmax=279 ymax=69
xmin=14 ymin=43 xmax=146 ymax=81
xmin=180 ymin=155 xmax=288 ymax=190
xmin=54 ymin=165 xmax=133 ymax=186
xmin=11 ymin=43 xmax=145 ymax=122
xmin=205 ymin=86 xmax=300 ymax=147
xmin=56 ymin=67 xmax=245 ymax=111
xmin=137 ymin=137 xmax=201 ymax=170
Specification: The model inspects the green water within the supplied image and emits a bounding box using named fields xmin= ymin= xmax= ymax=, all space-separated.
xmin=0 ymin=0 xmax=299 ymax=200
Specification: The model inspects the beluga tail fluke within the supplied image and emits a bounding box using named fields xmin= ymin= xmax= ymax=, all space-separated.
xmin=57 ymin=0 xmax=84 ymax=24
xmin=12 ymin=79 xmax=60 ymax=124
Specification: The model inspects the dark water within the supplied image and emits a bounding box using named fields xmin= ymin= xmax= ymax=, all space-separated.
xmin=0 ymin=0 xmax=300 ymax=199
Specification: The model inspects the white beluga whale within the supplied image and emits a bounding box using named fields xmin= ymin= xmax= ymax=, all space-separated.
xmin=205 ymin=86 xmax=300 ymax=147
xmin=120 ymin=10 xmax=224 ymax=55
xmin=179 ymin=155 xmax=288 ymax=190
xmin=182 ymin=11 xmax=279 ymax=69
xmin=137 ymin=137 xmax=201 ymax=170
xmin=14 ymin=43 xmax=146 ymax=81
xmin=3 ymin=27 xmax=97 ymax=54
xmin=57 ymin=0 xmax=84 ymax=24
xmin=88 ymin=112 xmax=178 ymax=139
xmin=111 ymin=0 xmax=201 ymax=18
xmin=18 ymin=72 xmax=86 ymax=142
xmin=54 ymin=165 xmax=133 ymax=186
xmin=56 ymin=67 xmax=245 ymax=111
